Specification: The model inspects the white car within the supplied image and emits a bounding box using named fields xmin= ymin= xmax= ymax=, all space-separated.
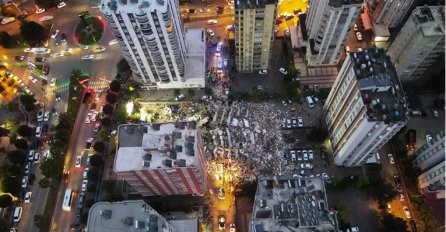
xmin=356 ymin=32 xmax=362 ymax=41
xmin=51 ymin=30 xmax=59 ymax=39
xmin=426 ymin=134 xmax=432 ymax=142
xmin=85 ymin=113 xmax=92 ymax=123
xmin=308 ymin=150 xmax=314 ymax=160
xmin=43 ymin=151 xmax=50 ymax=159
xmin=1 ymin=17 xmax=16 ymax=25
xmin=400 ymin=193 xmax=405 ymax=201
xmin=50 ymin=78 xmax=56 ymax=86
xmin=37 ymin=110 xmax=44 ymax=122
xmin=43 ymin=111 xmax=50 ymax=121
xmin=403 ymin=206 xmax=411 ymax=219
xmin=91 ymin=113 xmax=97 ymax=122
xmin=57 ymin=1 xmax=66 ymax=8
xmin=207 ymin=19 xmax=218 ymax=25
xmin=279 ymin=67 xmax=288 ymax=75
xmin=81 ymin=180 xmax=88 ymax=192
xmin=286 ymin=119 xmax=291 ymax=128
xmin=35 ymin=126 xmax=42 ymax=138
xmin=53 ymin=52 xmax=64 ymax=57
xmin=21 ymin=176 xmax=28 ymax=188
xmin=94 ymin=123 xmax=101 ymax=133
xmin=24 ymin=163 xmax=30 ymax=174
xmin=24 ymin=192 xmax=32 ymax=203
xmin=33 ymin=152 xmax=40 ymax=164
xmin=108 ymin=39 xmax=118 ymax=45
xmin=36 ymin=8 xmax=45 ymax=14
xmin=94 ymin=46 xmax=106 ymax=53
xmin=175 ymin=94 xmax=185 ymax=101
xmin=322 ymin=173 xmax=331 ymax=183
xmin=83 ymin=168 xmax=89 ymax=179
xmin=81 ymin=54 xmax=95 ymax=60
xmin=302 ymin=150 xmax=308 ymax=161
xmin=297 ymin=117 xmax=303 ymax=127
xmin=387 ymin=153 xmax=395 ymax=164
xmin=259 ymin=70 xmax=268 ymax=75
xmin=39 ymin=15 xmax=54 ymax=22
xmin=300 ymin=162 xmax=313 ymax=169
xmin=75 ymin=155 xmax=82 ymax=167
xmin=206 ymin=29 xmax=215 ymax=37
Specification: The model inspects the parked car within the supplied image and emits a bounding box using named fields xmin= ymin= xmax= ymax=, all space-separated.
xmin=85 ymin=113 xmax=92 ymax=124
xmin=24 ymin=162 xmax=30 ymax=174
xmin=21 ymin=176 xmax=28 ymax=188
xmin=57 ymin=1 xmax=66 ymax=8
xmin=279 ymin=67 xmax=288 ymax=75
xmin=403 ymin=206 xmax=411 ymax=219
xmin=83 ymin=168 xmax=89 ymax=179
xmin=387 ymin=153 xmax=395 ymax=164
xmin=1 ymin=17 xmax=16 ymax=25
xmin=43 ymin=111 xmax=50 ymax=121
xmin=426 ymin=134 xmax=433 ymax=142
xmin=94 ymin=46 xmax=106 ymax=53
xmin=37 ymin=110 xmax=44 ymax=121
xmin=356 ymin=32 xmax=362 ymax=41
xmin=51 ymin=30 xmax=59 ymax=39
xmin=297 ymin=117 xmax=303 ymax=127
xmin=259 ymin=70 xmax=268 ymax=75
xmin=308 ymin=150 xmax=314 ymax=160
xmin=175 ymin=94 xmax=185 ymax=101
xmin=81 ymin=180 xmax=88 ymax=192
xmin=24 ymin=192 xmax=32 ymax=203
xmin=34 ymin=56 xmax=46 ymax=62
xmin=206 ymin=29 xmax=215 ymax=36
xmin=218 ymin=215 xmax=226 ymax=230
xmin=75 ymin=155 xmax=82 ymax=167
xmin=81 ymin=54 xmax=95 ymax=60
xmin=207 ymin=19 xmax=218 ymax=25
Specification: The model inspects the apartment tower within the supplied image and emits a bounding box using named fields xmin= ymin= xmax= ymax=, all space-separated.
xmin=114 ymin=122 xmax=207 ymax=196
xmin=324 ymin=49 xmax=408 ymax=166
xmin=365 ymin=0 xmax=415 ymax=28
xmin=387 ymin=6 xmax=445 ymax=81
xmin=234 ymin=0 xmax=277 ymax=73
xmin=101 ymin=0 xmax=206 ymax=89
xmin=306 ymin=0 xmax=361 ymax=67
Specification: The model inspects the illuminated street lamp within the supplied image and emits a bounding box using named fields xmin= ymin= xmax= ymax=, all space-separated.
xmin=126 ymin=101 xmax=134 ymax=116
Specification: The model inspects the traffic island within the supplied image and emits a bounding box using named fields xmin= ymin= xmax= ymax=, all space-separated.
xmin=75 ymin=15 xmax=104 ymax=45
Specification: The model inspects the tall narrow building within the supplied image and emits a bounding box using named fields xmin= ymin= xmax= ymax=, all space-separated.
xmin=234 ymin=0 xmax=277 ymax=73
xmin=365 ymin=0 xmax=415 ymax=28
xmin=387 ymin=6 xmax=445 ymax=81
xmin=324 ymin=48 xmax=408 ymax=167
xmin=306 ymin=0 xmax=361 ymax=67
xmin=101 ymin=0 xmax=206 ymax=90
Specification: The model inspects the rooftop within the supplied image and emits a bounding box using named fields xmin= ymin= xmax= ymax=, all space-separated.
xmin=235 ymin=0 xmax=276 ymax=9
xmin=328 ymin=0 xmax=362 ymax=7
xmin=412 ymin=6 xmax=445 ymax=36
xmin=349 ymin=48 xmax=408 ymax=123
xmin=101 ymin=0 xmax=167 ymax=13
xmin=115 ymin=122 xmax=199 ymax=172
xmin=86 ymin=200 xmax=178 ymax=232
xmin=251 ymin=178 xmax=339 ymax=232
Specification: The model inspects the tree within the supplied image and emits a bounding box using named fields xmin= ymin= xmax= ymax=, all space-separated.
xmin=116 ymin=58 xmax=131 ymax=73
xmin=85 ymin=198 xmax=96 ymax=208
xmin=173 ymin=89 xmax=180 ymax=97
xmin=20 ymin=21 xmax=46 ymax=47
xmin=87 ymin=183 xmax=97 ymax=193
xmin=87 ymin=168 xmax=100 ymax=181
xmin=102 ymin=180 xmax=115 ymax=193
xmin=1 ymin=176 xmax=21 ymax=195
xmin=0 ymin=86 xmax=4 ymax=93
xmin=34 ymin=0 xmax=58 ymax=9
xmin=379 ymin=213 xmax=409 ymax=232
xmin=34 ymin=214 xmax=50 ymax=229
xmin=101 ymin=117 xmax=112 ymax=127
xmin=14 ymin=139 xmax=28 ymax=150
xmin=307 ymin=127 xmax=328 ymax=143
xmin=93 ymin=142 xmax=105 ymax=153
xmin=106 ymin=93 xmax=118 ymax=104
xmin=89 ymin=154 xmax=103 ymax=167
xmin=7 ymin=150 xmax=26 ymax=164
xmin=0 ymin=218 xmax=9 ymax=232
xmin=109 ymin=80 xmax=121 ymax=93
xmin=205 ymin=88 xmax=213 ymax=96
xmin=17 ymin=124 xmax=32 ymax=137
xmin=295 ymin=88 xmax=304 ymax=100
xmin=187 ymin=89 xmax=195 ymax=98
xmin=80 ymin=212 xmax=89 ymax=224
xmin=0 ymin=194 xmax=13 ymax=208
xmin=19 ymin=94 xmax=35 ymax=111
xmin=5 ymin=165 xmax=21 ymax=178
xmin=0 ymin=31 xmax=12 ymax=48
xmin=103 ymin=104 xmax=114 ymax=115
xmin=236 ymin=180 xmax=257 ymax=200
xmin=113 ymin=105 xmax=128 ymax=122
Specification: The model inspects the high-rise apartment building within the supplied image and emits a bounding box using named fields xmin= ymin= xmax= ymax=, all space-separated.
xmin=234 ymin=0 xmax=277 ymax=72
xmin=365 ymin=0 xmax=415 ymax=28
xmin=387 ymin=6 xmax=445 ymax=81
xmin=413 ymin=131 xmax=445 ymax=171
xmin=101 ymin=0 xmax=206 ymax=90
xmin=324 ymin=49 xmax=408 ymax=167
xmin=114 ymin=122 xmax=207 ymax=196
xmin=418 ymin=160 xmax=445 ymax=196
xmin=306 ymin=0 xmax=361 ymax=66
xmin=86 ymin=200 xmax=198 ymax=232
xmin=250 ymin=178 xmax=339 ymax=232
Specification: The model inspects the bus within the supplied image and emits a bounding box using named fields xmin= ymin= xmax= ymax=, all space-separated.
xmin=62 ymin=188 xmax=74 ymax=211
xmin=215 ymin=42 xmax=222 ymax=57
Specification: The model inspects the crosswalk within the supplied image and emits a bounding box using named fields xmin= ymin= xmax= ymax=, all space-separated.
xmin=50 ymin=80 xmax=110 ymax=93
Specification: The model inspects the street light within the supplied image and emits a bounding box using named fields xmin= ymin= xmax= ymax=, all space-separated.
xmin=126 ymin=100 xmax=134 ymax=116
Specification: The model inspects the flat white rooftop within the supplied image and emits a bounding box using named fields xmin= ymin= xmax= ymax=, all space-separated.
xmin=115 ymin=122 xmax=199 ymax=172
xmin=101 ymin=0 xmax=168 ymax=14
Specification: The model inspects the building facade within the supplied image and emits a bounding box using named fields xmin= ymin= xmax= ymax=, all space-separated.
xmin=365 ymin=0 xmax=415 ymax=28
xmin=234 ymin=0 xmax=277 ymax=72
xmin=418 ymin=160 xmax=445 ymax=196
xmin=413 ymin=131 xmax=445 ymax=171
xmin=114 ymin=122 xmax=207 ymax=196
xmin=306 ymin=0 xmax=361 ymax=67
xmin=86 ymin=200 xmax=198 ymax=232
xmin=324 ymin=49 xmax=408 ymax=167
xmin=387 ymin=6 xmax=445 ymax=81
xmin=250 ymin=178 xmax=339 ymax=232
xmin=101 ymin=0 xmax=206 ymax=89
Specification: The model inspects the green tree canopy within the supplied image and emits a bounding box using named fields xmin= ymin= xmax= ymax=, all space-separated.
xmin=7 ymin=150 xmax=26 ymax=164
xmin=5 ymin=165 xmax=21 ymax=178
xmin=17 ymin=124 xmax=32 ymax=137
xmin=93 ymin=141 xmax=105 ymax=153
xmin=0 ymin=194 xmax=13 ymax=208
xmin=87 ymin=168 xmax=100 ymax=181
xmin=103 ymin=104 xmax=114 ymax=115
xmin=34 ymin=0 xmax=58 ymax=9
xmin=187 ymin=89 xmax=195 ymax=98
xmin=1 ymin=176 xmax=21 ymax=195
xmin=101 ymin=117 xmax=112 ymax=127
xmin=113 ymin=105 xmax=128 ymax=123
xmin=14 ymin=139 xmax=28 ymax=150
xmin=106 ymin=93 xmax=118 ymax=104
xmin=109 ymin=80 xmax=121 ymax=93
xmin=379 ymin=213 xmax=409 ymax=232
xmin=89 ymin=154 xmax=103 ymax=167
xmin=20 ymin=21 xmax=46 ymax=47
xmin=0 ymin=31 xmax=12 ymax=48
xmin=34 ymin=214 xmax=50 ymax=229
xmin=295 ymin=88 xmax=304 ymax=100
xmin=19 ymin=94 xmax=35 ymax=111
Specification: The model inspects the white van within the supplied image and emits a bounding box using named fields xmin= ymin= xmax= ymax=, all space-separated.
xmin=306 ymin=96 xmax=314 ymax=108
xmin=13 ymin=207 xmax=22 ymax=222
xmin=28 ymin=150 xmax=35 ymax=161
